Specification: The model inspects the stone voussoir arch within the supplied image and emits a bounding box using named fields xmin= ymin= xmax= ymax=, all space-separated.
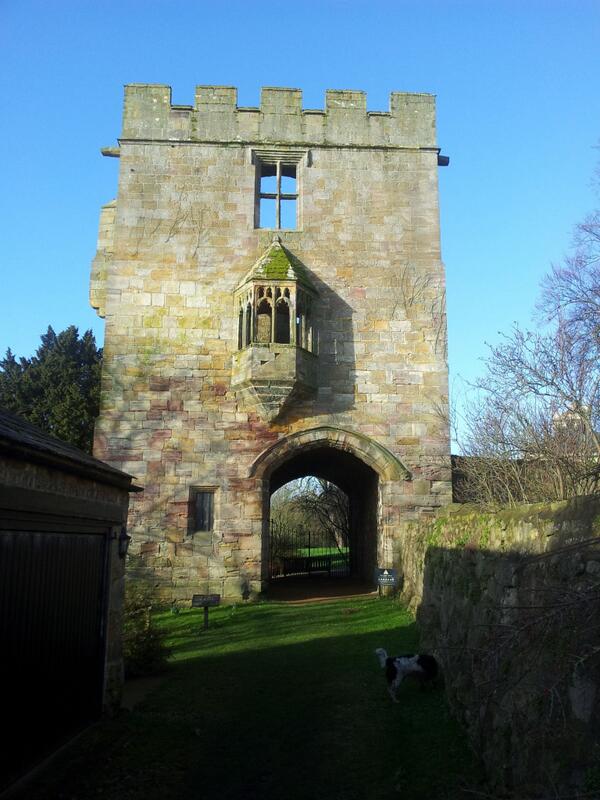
xmin=249 ymin=426 xmax=412 ymax=483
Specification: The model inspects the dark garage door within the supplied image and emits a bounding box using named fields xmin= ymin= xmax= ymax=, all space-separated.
xmin=0 ymin=528 xmax=109 ymax=788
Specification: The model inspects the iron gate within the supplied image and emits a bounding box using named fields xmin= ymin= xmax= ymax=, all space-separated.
xmin=269 ymin=520 xmax=350 ymax=579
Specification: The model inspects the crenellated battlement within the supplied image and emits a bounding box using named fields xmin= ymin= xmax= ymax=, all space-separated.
xmin=121 ymin=84 xmax=437 ymax=148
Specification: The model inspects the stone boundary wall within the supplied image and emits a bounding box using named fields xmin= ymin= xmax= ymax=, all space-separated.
xmin=395 ymin=497 xmax=600 ymax=797
xmin=120 ymin=84 xmax=437 ymax=148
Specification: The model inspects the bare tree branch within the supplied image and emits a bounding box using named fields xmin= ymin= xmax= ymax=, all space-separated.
xmin=457 ymin=161 xmax=600 ymax=505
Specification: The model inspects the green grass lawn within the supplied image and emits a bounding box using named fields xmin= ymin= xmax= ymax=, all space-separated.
xmin=19 ymin=597 xmax=482 ymax=800
xmin=295 ymin=545 xmax=349 ymax=556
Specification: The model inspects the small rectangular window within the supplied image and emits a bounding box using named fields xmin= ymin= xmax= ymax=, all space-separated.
xmin=257 ymin=160 xmax=297 ymax=230
xmin=190 ymin=489 xmax=214 ymax=533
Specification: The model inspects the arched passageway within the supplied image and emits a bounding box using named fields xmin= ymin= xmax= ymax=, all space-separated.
xmin=268 ymin=447 xmax=379 ymax=589
xmin=249 ymin=427 xmax=410 ymax=599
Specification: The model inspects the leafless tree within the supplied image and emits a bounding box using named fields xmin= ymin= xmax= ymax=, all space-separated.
xmin=270 ymin=477 xmax=349 ymax=551
xmin=458 ymin=157 xmax=600 ymax=505
xmin=293 ymin=478 xmax=350 ymax=551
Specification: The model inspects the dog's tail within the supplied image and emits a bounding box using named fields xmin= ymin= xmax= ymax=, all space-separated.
xmin=375 ymin=648 xmax=388 ymax=669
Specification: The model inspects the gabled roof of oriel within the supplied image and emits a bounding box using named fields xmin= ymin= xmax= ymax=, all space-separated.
xmin=236 ymin=237 xmax=318 ymax=294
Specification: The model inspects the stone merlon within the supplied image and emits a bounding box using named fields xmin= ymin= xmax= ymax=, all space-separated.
xmin=120 ymin=84 xmax=438 ymax=149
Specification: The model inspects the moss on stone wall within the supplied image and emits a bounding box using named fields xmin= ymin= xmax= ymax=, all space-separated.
xmin=397 ymin=494 xmax=600 ymax=796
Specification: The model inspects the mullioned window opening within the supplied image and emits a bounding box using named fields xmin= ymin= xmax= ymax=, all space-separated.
xmin=256 ymin=160 xmax=298 ymax=229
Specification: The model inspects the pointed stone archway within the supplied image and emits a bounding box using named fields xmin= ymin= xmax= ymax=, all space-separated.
xmin=249 ymin=427 xmax=411 ymax=590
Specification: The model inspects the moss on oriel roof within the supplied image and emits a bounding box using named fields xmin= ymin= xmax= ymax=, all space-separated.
xmin=237 ymin=239 xmax=317 ymax=293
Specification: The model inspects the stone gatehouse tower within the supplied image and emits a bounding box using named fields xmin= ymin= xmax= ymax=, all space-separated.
xmin=91 ymin=84 xmax=451 ymax=601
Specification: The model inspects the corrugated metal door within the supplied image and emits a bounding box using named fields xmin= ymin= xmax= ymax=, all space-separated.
xmin=0 ymin=528 xmax=109 ymax=788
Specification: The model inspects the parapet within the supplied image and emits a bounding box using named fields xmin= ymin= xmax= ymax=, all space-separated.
xmin=120 ymin=84 xmax=437 ymax=149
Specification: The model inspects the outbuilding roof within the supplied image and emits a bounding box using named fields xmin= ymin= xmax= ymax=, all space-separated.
xmin=0 ymin=408 xmax=139 ymax=490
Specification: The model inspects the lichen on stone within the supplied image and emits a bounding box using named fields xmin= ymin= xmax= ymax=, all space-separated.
xmin=236 ymin=240 xmax=317 ymax=293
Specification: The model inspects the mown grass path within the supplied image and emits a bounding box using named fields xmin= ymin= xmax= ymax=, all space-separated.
xmin=22 ymin=597 xmax=481 ymax=800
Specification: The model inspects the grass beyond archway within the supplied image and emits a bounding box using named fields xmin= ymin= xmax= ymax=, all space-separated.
xmin=18 ymin=599 xmax=482 ymax=800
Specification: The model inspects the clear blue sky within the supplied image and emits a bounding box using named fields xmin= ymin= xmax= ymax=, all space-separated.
xmin=1 ymin=0 xmax=599 ymax=402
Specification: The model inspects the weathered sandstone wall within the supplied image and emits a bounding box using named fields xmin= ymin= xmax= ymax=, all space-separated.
xmin=397 ymin=498 xmax=600 ymax=796
xmin=92 ymin=84 xmax=451 ymax=601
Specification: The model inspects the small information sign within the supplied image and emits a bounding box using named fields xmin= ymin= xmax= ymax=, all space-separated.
xmin=192 ymin=594 xmax=221 ymax=630
xmin=192 ymin=594 xmax=221 ymax=608
xmin=375 ymin=568 xmax=398 ymax=588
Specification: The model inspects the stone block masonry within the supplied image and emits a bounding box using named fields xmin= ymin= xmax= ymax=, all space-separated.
xmin=121 ymin=85 xmax=438 ymax=149
xmin=91 ymin=84 xmax=451 ymax=602
xmin=397 ymin=497 xmax=600 ymax=796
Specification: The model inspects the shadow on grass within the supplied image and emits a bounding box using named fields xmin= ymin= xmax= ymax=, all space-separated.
xmin=266 ymin=575 xmax=377 ymax=602
xmin=15 ymin=599 xmax=483 ymax=800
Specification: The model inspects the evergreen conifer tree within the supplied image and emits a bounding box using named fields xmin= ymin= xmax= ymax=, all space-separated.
xmin=0 ymin=326 xmax=102 ymax=453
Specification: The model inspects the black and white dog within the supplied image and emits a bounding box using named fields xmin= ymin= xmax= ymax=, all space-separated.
xmin=375 ymin=648 xmax=438 ymax=702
